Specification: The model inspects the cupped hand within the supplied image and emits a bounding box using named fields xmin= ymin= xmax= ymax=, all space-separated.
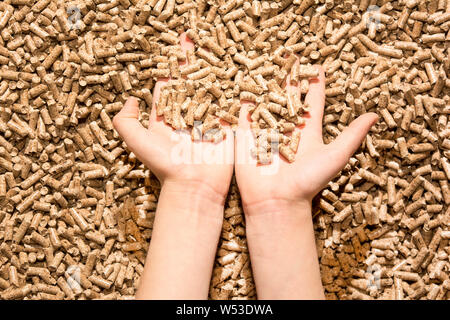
xmin=235 ymin=62 xmax=379 ymax=213
xmin=113 ymin=34 xmax=234 ymax=202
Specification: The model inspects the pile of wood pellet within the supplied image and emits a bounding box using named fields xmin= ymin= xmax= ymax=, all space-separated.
xmin=0 ymin=0 xmax=449 ymax=300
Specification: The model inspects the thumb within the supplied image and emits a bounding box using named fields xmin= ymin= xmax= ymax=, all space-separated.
xmin=329 ymin=112 xmax=379 ymax=168
xmin=113 ymin=97 xmax=151 ymax=155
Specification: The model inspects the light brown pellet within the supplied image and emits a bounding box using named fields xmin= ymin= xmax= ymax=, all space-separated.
xmin=0 ymin=0 xmax=447 ymax=302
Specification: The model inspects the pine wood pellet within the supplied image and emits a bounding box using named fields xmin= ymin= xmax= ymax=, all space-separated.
xmin=0 ymin=0 xmax=449 ymax=300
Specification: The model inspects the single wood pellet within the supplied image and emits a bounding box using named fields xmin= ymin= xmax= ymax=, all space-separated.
xmin=0 ymin=0 xmax=449 ymax=301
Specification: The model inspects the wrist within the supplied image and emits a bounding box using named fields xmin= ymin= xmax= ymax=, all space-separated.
xmin=242 ymin=197 xmax=312 ymax=219
xmin=242 ymin=198 xmax=324 ymax=300
xmin=243 ymin=198 xmax=313 ymax=237
xmin=162 ymin=178 xmax=227 ymax=205
xmin=139 ymin=178 xmax=225 ymax=299
xmin=159 ymin=179 xmax=226 ymax=221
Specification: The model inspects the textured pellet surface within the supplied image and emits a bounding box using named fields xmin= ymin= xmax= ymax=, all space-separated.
xmin=0 ymin=0 xmax=449 ymax=300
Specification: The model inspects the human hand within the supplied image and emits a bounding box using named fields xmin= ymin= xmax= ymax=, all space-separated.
xmin=235 ymin=62 xmax=378 ymax=299
xmin=113 ymin=33 xmax=234 ymax=205
xmin=235 ymin=63 xmax=379 ymax=215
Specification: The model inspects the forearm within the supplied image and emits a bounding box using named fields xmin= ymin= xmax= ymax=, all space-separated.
xmin=244 ymin=199 xmax=324 ymax=300
xmin=136 ymin=181 xmax=224 ymax=299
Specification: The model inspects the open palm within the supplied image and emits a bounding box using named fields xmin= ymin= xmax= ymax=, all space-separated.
xmin=113 ymin=34 xmax=234 ymax=199
xmin=235 ymin=64 xmax=379 ymax=210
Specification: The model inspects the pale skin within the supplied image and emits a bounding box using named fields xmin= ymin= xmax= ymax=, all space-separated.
xmin=113 ymin=34 xmax=378 ymax=300
xmin=236 ymin=62 xmax=378 ymax=299
xmin=113 ymin=34 xmax=234 ymax=299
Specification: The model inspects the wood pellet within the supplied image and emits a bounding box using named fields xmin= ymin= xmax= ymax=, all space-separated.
xmin=0 ymin=0 xmax=449 ymax=300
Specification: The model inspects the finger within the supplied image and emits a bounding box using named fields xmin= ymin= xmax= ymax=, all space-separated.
xmin=179 ymin=32 xmax=194 ymax=67
xmin=303 ymin=65 xmax=325 ymax=139
xmin=150 ymin=79 xmax=169 ymax=124
xmin=238 ymin=100 xmax=254 ymax=131
xmin=223 ymin=124 xmax=235 ymax=165
xmin=285 ymin=56 xmax=301 ymax=100
xmin=150 ymin=32 xmax=193 ymax=125
xmin=236 ymin=101 xmax=257 ymax=167
xmin=113 ymin=97 xmax=152 ymax=155
xmin=329 ymin=112 xmax=379 ymax=169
